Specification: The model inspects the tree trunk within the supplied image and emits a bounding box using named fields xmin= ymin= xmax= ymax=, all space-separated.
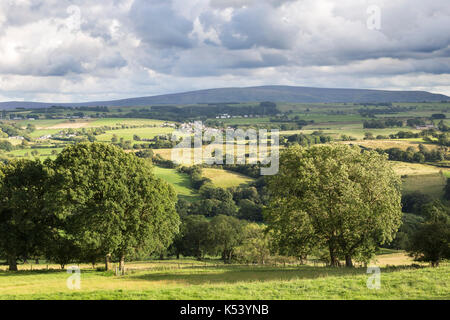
xmin=35 ymin=259 xmax=40 ymax=264
xmin=345 ymin=255 xmax=353 ymax=268
xmin=176 ymin=253 xmax=180 ymax=260
xmin=300 ymin=254 xmax=308 ymax=265
xmin=159 ymin=253 xmax=164 ymax=260
xmin=8 ymin=256 xmax=18 ymax=271
xmin=105 ymin=254 xmax=111 ymax=271
xmin=119 ymin=254 xmax=125 ymax=275
xmin=329 ymin=244 xmax=339 ymax=267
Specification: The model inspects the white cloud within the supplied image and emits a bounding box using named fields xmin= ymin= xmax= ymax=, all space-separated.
xmin=0 ymin=0 xmax=448 ymax=102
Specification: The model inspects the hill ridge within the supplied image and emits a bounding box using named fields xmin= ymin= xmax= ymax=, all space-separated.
xmin=1 ymin=85 xmax=448 ymax=109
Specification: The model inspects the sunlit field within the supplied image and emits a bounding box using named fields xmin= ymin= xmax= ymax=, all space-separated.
xmin=153 ymin=165 xmax=199 ymax=201
xmin=95 ymin=127 xmax=174 ymax=143
xmin=202 ymin=168 xmax=255 ymax=188
xmin=0 ymin=255 xmax=448 ymax=300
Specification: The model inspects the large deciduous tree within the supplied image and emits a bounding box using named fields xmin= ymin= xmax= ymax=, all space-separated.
xmin=234 ymin=223 xmax=271 ymax=264
xmin=208 ymin=215 xmax=244 ymax=263
xmin=266 ymin=144 xmax=403 ymax=267
xmin=49 ymin=143 xmax=180 ymax=270
xmin=0 ymin=160 xmax=51 ymax=271
xmin=175 ymin=215 xmax=211 ymax=260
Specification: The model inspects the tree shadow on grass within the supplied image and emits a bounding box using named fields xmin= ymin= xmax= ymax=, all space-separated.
xmin=0 ymin=270 xmax=65 ymax=277
xmin=0 ymin=269 xmax=114 ymax=278
xmin=125 ymin=265 xmax=423 ymax=286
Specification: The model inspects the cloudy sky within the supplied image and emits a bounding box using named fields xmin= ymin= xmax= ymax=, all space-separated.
xmin=0 ymin=0 xmax=449 ymax=102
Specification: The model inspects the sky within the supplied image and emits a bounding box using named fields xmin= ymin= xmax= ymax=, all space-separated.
xmin=0 ymin=0 xmax=449 ymax=103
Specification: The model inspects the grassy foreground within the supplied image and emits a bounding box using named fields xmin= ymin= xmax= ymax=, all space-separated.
xmin=0 ymin=260 xmax=448 ymax=300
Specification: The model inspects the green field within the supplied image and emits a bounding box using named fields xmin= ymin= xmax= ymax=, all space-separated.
xmin=153 ymin=166 xmax=199 ymax=201
xmin=402 ymin=173 xmax=448 ymax=198
xmin=88 ymin=118 xmax=167 ymax=127
xmin=294 ymin=124 xmax=422 ymax=140
xmin=96 ymin=127 xmax=174 ymax=143
xmin=152 ymin=166 xmax=253 ymax=198
xmin=202 ymin=168 xmax=255 ymax=188
xmin=7 ymin=147 xmax=64 ymax=159
xmin=0 ymin=118 xmax=178 ymax=161
xmin=0 ymin=261 xmax=448 ymax=300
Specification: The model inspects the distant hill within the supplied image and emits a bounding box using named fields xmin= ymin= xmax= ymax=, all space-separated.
xmin=1 ymin=86 xmax=448 ymax=109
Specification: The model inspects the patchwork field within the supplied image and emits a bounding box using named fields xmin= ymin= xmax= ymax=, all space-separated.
xmin=297 ymin=123 xmax=422 ymax=140
xmin=88 ymin=118 xmax=167 ymax=127
xmin=0 ymin=118 xmax=177 ymax=160
xmin=19 ymin=118 xmax=167 ymax=129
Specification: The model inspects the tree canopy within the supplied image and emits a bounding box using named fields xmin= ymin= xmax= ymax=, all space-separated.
xmin=408 ymin=201 xmax=450 ymax=267
xmin=0 ymin=160 xmax=51 ymax=271
xmin=265 ymin=144 xmax=403 ymax=267
xmin=47 ymin=143 xmax=180 ymax=270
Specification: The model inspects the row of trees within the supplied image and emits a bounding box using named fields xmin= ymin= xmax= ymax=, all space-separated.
xmin=169 ymin=215 xmax=270 ymax=264
xmin=0 ymin=143 xmax=180 ymax=271
xmin=1 ymin=142 xmax=448 ymax=270
xmin=381 ymin=145 xmax=447 ymax=163
xmin=282 ymin=132 xmax=332 ymax=147
xmin=363 ymin=119 xmax=403 ymax=129
xmin=177 ymin=184 xmax=266 ymax=222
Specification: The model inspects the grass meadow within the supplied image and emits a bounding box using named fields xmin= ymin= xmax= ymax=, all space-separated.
xmin=95 ymin=127 xmax=174 ymax=143
xmin=202 ymin=168 xmax=255 ymax=188
xmin=153 ymin=166 xmax=199 ymax=201
xmin=402 ymin=174 xmax=448 ymax=198
xmin=0 ymin=257 xmax=448 ymax=300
